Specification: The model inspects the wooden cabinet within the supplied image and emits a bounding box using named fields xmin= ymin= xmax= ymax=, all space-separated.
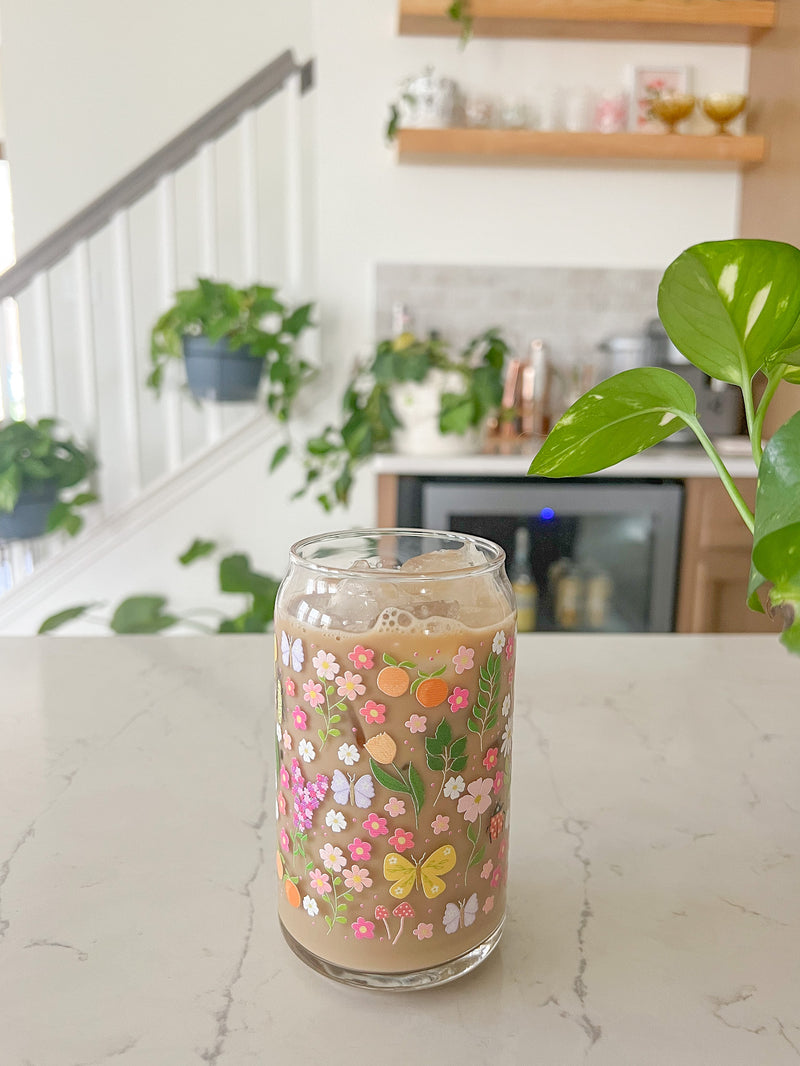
xmin=676 ymin=477 xmax=781 ymax=634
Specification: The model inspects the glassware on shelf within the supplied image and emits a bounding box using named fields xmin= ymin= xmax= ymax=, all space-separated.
xmin=650 ymin=93 xmax=696 ymax=134
xmin=701 ymin=93 xmax=747 ymax=135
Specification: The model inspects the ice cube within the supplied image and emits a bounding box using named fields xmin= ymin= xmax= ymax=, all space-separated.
xmin=399 ymin=541 xmax=486 ymax=575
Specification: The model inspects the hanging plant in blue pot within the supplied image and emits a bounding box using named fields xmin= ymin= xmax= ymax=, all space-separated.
xmin=148 ymin=278 xmax=316 ymax=409
xmin=0 ymin=418 xmax=97 ymax=542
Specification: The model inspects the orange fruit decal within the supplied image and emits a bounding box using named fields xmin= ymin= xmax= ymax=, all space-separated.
xmin=285 ymin=880 xmax=302 ymax=908
xmin=377 ymin=665 xmax=410 ymax=697
xmin=415 ymin=677 xmax=449 ymax=708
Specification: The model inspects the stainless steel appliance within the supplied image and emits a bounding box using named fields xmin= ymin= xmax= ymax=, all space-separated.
xmin=397 ymin=477 xmax=684 ymax=632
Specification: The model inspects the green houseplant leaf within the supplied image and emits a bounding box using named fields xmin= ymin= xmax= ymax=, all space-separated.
xmin=749 ymin=411 xmax=800 ymax=652
xmin=657 ymin=240 xmax=800 ymax=387
xmin=110 ymin=596 xmax=179 ymax=634
xmin=529 ymin=367 xmax=697 ymax=476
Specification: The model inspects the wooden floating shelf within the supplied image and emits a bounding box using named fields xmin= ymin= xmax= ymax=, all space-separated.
xmin=398 ymin=0 xmax=777 ymax=44
xmin=396 ymin=128 xmax=767 ymax=168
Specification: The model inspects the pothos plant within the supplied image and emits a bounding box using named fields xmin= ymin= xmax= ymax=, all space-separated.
xmin=148 ymin=278 xmax=316 ymax=422
xmin=0 ymin=418 xmax=97 ymax=536
xmin=38 ymin=538 xmax=280 ymax=634
xmin=295 ymin=327 xmax=510 ymax=511
xmin=530 ymin=238 xmax=800 ymax=655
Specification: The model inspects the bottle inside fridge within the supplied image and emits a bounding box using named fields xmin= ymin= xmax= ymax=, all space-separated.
xmin=509 ymin=524 xmax=538 ymax=632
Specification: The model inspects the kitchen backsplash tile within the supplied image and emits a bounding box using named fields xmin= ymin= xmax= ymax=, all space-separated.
xmin=376 ymin=263 xmax=661 ymax=370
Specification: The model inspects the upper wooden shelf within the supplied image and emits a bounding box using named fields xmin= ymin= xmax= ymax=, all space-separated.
xmin=398 ymin=0 xmax=777 ymax=44
xmin=396 ymin=127 xmax=766 ymax=168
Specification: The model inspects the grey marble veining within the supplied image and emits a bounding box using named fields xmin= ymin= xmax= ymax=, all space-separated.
xmin=0 ymin=635 xmax=798 ymax=1065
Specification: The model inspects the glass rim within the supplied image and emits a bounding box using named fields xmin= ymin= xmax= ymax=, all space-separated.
xmin=289 ymin=527 xmax=506 ymax=581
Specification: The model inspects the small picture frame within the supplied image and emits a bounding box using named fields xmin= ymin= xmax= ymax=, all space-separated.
xmin=627 ymin=66 xmax=692 ymax=133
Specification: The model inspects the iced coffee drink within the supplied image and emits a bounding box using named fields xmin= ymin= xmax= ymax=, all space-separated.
xmin=274 ymin=530 xmax=515 ymax=988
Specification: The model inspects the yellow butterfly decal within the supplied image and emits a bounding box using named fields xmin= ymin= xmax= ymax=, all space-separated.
xmin=383 ymin=845 xmax=457 ymax=900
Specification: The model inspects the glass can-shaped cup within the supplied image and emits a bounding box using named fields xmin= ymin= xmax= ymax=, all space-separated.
xmin=274 ymin=529 xmax=516 ymax=989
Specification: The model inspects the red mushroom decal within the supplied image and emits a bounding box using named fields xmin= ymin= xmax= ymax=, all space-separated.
xmin=375 ymin=904 xmax=391 ymax=940
xmin=392 ymin=901 xmax=415 ymax=945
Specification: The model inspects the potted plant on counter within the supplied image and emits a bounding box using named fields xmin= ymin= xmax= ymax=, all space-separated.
xmin=530 ymin=238 xmax=800 ymax=656
xmin=148 ymin=278 xmax=315 ymax=412
xmin=0 ymin=418 xmax=97 ymax=541
xmin=296 ymin=327 xmax=509 ymax=510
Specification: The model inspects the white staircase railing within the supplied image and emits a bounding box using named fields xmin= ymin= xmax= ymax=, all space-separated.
xmin=0 ymin=49 xmax=314 ymax=593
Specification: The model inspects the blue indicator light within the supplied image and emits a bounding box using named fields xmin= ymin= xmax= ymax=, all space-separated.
xmin=540 ymin=506 xmax=555 ymax=521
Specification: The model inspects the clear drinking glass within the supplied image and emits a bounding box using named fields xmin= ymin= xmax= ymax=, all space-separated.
xmin=274 ymin=529 xmax=516 ymax=989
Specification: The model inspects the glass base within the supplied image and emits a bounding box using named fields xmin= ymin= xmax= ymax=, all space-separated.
xmin=280 ymin=917 xmax=505 ymax=990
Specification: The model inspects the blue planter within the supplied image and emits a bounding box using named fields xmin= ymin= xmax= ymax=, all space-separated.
xmin=183 ymin=335 xmax=264 ymax=402
xmin=0 ymin=481 xmax=58 ymax=541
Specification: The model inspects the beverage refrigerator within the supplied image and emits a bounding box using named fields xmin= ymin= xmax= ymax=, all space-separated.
xmin=396 ymin=477 xmax=684 ymax=633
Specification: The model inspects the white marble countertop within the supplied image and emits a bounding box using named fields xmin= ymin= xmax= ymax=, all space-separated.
xmin=1 ymin=635 xmax=798 ymax=1065
xmin=372 ymin=442 xmax=757 ymax=479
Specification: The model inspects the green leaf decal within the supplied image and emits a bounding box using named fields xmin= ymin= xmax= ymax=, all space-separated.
xmin=529 ymin=368 xmax=697 ymax=477
xmin=469 ymin=845 xmax=486 ymax=869
xmin=370 ymin=759 xmax=411 ymax=795
xmin=426 ymin=754 xmax=445 ymax=772
xmin=409 ymin=763 xmax=426 ymax=817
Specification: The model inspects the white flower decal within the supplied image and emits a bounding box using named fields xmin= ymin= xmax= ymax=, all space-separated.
xmin=302 ymin=895 xmax=319 ymax=917
xmin=298 ymin=738 xmax=316 ymax=763
xmin=443 ymin=775 xmax=466 ymax=800
xmin=325 ymin=809 xmax=347 ymax=833
xmin=502 ymin=694 xmax=511 ymax=718
xmin=501 ymin=721 xmax=512 ymax=758
xmin=492 ymin=630 xmax=506 ymax=655
xmin=337 ymin=742 xmax=360 ymax=766
xmin=312 ymin=649 xmax=339 ymax=681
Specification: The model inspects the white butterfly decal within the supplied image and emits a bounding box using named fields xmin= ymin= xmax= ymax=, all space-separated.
xmin=281 ymin=631 xmax=304 ymax=672
xmin=443 ymin=892 xmax=479 ymax=934
xmin=331 ymin=768 xmax=375 ymax=809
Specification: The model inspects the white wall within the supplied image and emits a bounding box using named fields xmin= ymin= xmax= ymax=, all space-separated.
xmin=0 ymin=0 xmax=313 ymax=254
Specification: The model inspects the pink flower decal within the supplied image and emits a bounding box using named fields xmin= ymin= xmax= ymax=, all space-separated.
xmin=343 ymin=865 xmax=373 ymax=892
xmin=312 ymin=649 xmax=339 ymax=681
xmin=302 ymin=679 xmax=324 ymax=708
xmin=457 ymin=778 xmax=494 ymax=823
xmin=413 ymin=922 xmax=434 ymax=940
xmin=384 ymin=797 xmax=406 ymax=817
xmin=285 ymin=678 xmax=296 ymax=697
xmin=319 ymin=843 xmax=346 ymax=872
xmin=359 ymin=699 xmax=386 ymax=725
xmin=309 ymin=868 xmax=331 ymax=896
xmin=431 ymin=814 xmax=450 ymax=836
xmin=452 ymin=645 xmax=475 ymax=674
xmin=279 ymin=766 xmax=290 ymax=789
xmin=491 ymin=865 xmax=504 ymax=888
xmin=362 ymin=813 xmax=389 ymax=838
xmin=448 ymin=687 xmax=470 ymax=713
xmin=282 ymin=730 xmax=292 ymax=751
xmin=481 ymin=859 xmax=494 ymax=880
xmin=405 ymin=713 xmax=427 ymax=734
xmin=493 ymin=770 xmax=505 ymax=794
xmin=351 ymin=918 xmax=375 ymax=939
xmin=278 ymin=792 xmax=287 ymax=816
xmin=388 ymin=828 xmax=414 ymax=853
xmin=348 ymin=645 xmax=375 ymax=670
xmin=505 ymin=636 xmax=515 ymax=661
xmin=292 ymin=706 xmax=308 ymax=730
xmin=483 ymin=895 xmax=495 ymax=915
xmin=336 ymin=671 xmax=366 ymax=701
xmin=347 ymin=837 xmax=372 ymax=862
xmin=498 ymin=839 xmax=507 ymax=861
xmin=483 ymin=747 xmax=499 ymax=772
xmin=279 ymin=828 xmax=290 ymax=853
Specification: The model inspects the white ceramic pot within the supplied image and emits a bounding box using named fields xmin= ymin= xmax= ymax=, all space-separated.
xmin=392 ymin=372 xmax=483 ymax=456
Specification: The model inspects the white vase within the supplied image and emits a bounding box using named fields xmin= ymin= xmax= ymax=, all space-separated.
xmin=392 ymin=372 xmax=483 ymax=457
